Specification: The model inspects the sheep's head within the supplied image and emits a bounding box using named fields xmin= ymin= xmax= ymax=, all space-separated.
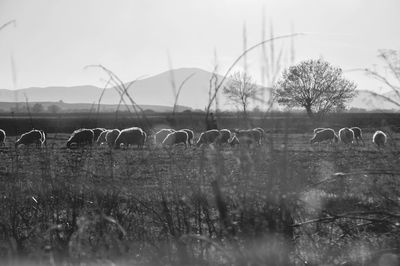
xmin=334 ymin=135 xmax=339 ymax=143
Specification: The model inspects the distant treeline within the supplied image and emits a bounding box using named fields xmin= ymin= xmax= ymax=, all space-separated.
xmin=0 ymin=112 xmax=400 ymax=135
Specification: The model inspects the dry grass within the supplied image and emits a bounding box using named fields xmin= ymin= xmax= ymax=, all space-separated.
xmin=0 ymin=130 xmax=400 ymax=265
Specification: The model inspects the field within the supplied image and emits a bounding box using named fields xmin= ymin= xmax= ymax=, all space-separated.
xmin=1 ymin=116 xmax=400 ymax=265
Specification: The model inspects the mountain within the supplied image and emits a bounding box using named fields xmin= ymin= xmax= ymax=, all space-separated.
xmin=0 ymin=68 xmax=235 ymax=110
xmin=0 ymin=101 xmax=191 ymax=113
xmin=1 ymin=68 xmax=399 ymax=112
xmin=347 ymin=90 xmax=400 ymax=111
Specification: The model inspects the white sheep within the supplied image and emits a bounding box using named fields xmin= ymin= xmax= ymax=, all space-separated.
xmin=217 ymin=129 xmax=232 ymax=145
xmin=114 ymin=127 xmax=146 ymax=149
xmin=105 ymin=129 xmax=120 ymax=147
xmin=15 ymin=129 xmax=43 ymax=148
xmin=372 ymin=130 xmax=387 ymax=147
xmin=154 ymin=129 xmax=175 ymax=146
xmin=310 ymin=128 xmax=338 ymax=144
xmin=0 ymin=129 xmax=6 ymax=146
xmin=96 ymin=129 xmax=110 ymax=145
xmin=350 ymin=127 xmax=364 ymax=145
xmin=338 ymin=127 xmax=355 ymax=144
xmin=181 ymin=129 xmax=194 ymax=146
xmin=162 ymin=130 xmax=189 ymax=148
xmin=196 ymin=129 xmax=221 ymax=147
xmin=66 ymin=129 xmax=94 ymax=148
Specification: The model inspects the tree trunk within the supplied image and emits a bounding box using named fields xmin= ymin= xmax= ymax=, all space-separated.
xmin=305 ymin=104 xmax=314 ymax=119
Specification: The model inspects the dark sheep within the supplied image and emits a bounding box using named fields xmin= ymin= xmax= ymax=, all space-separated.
xmin=350 ymin=127 xmax=364 ymax=145
xmin=196 ymin=129 xmax=221 ymax=147
xmin=0 ymin=129 xmax=6 ymax=146
xmin=372 ymin=130 xmax=387 ymax=147
xmin=181 ymin=129 xmax=194 ymax=146
xmin=105 ymin=129 xmax=120 ymax=147
xmin=162 ymin=130 xmax=189 ymax=148
xmin=15 ymin=129 xmax=43 ymax=148
xmin=310 ymin=128 xmax=338 ymax=144
xmin=338 ymin=127 xmax=355 ymax=144
xmin=217 ymin=129 xmax=232 ymax=145
xmin=91 ymin=128 xmax=106 ymax=141
xmin=66 ymin=129 xmax=94 ymax=148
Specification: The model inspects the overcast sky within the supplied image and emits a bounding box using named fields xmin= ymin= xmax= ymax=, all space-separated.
xmin=0 ymin=0 xmax=399 ymax=93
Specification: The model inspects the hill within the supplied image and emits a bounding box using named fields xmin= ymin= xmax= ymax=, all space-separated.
xmin=1 ymin=68 xmax=400 ymax=111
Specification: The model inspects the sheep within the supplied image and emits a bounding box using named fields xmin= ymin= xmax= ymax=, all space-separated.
xmin=105 ymin=129 xmax=120 ymax=147
xmin=196 ymin=129 xmax=221 ymax=147
xmin=39 ymin=130 xmax=47 ymax=147
xmin=162 ymin=130 xmax=189 ymax=148
xmin=91 ymin=128 xmax=106 ymax=141
xmin=313 ymin=127 xmax=327 ymax=134
xmin=96 ymin=129 xmax=110 ymax=145
xmin=154 ymin=129 xmax=175 ymax=146
xmin=235 ymin=129 xmax=262 ymax=146
xmin=338 ymin=127 xmax=355 ymax=144
xmin=350 ymin=127 xmax=364 ymax=145
xmin=253 ymin=127 xmax=265 ymax=143
xmin=15 ymin=129 xmax=43 ymax=148
xmin=0 ymin=129 xmax=6 ymax=146
xmin=114 ymin=127 xmax=146 ymax=149
xmin=181 ymin=129 xmax=194 ymax=146
xmin=228 ymin=133 xmax=240 ymax=146
xmin=310 ymin=128 xmax=338 ymax=144
xmin=216 ymin=129 xmax=232 ymax=145
xmin=372 ymin=130 xmax=387 ymax=147
xmin=66 ymin=129 xmax=94 ymax=148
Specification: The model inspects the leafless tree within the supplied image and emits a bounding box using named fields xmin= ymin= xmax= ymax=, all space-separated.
xmin=275 ymin=59 xmax=357 ymax=118
xmin=223 ymin=71 xmax=260 ymax=117
xmin=365 ymin=49 xmax=400 ymax=100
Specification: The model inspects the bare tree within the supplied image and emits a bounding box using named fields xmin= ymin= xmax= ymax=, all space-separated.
xmin=275 ymin=59 xmax=357 ymax=118
xmin=365 ymin=49 xmax=400 ymax=100
xmin=223 ymin=71 xmax=259 ymax=117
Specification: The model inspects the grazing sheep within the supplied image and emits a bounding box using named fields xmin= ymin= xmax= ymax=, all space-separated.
xmin=235 ymin=129 xmax=262 ymax=146
xmin=39 ymin=130 xmax=47 ymax=146
xmin=350 ymin=127 xmax=364 ymax=145
xmin=253 ymin=127 xmax=265 ymax=143
xmin=372 ymin=130 xmax=387 ymax=147
xmin=15 ymin=129 xmax=43 ymax=148
xmin=66 ymin=129 xmax=94 ymax=148
xmin=0 ymin=129 xmax=6 ymax=146
xmin=96 ymin=129 xmax=110 ymax=145
xmin=181 ymin=129 xmax=194 ymax=146
xmin=338 ymin=127 xmax=355 ymax=144
xmin=217 ymin=129 xmax=232 ymax=145
xmin=105 ymin=129 xmax=120 ymax=147
xmin=154 ymin=129 xmax=175 ymax=145
xmin=91 ymin=128 xmax=106 ymax=141
xmin=310 ymin=128 xmax=338 ymax=144
xmin=313 ymin=127 xmax=327 ymax=134
xmin=228 ymin=134 xmax=240 ymax=146
xmin=196 ymin=129 xmax=221 ymax=147
xmin=114 ymin=127 xmax=146 ymax=149
xmin=162 ymin=130 xmax=189 ymax=148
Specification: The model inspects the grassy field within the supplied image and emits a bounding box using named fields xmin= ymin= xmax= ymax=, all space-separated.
xmin=1 ymin=128 xmax=400 ymax=265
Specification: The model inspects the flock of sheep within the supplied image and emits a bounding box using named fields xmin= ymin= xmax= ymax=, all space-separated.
xmin=310 ymin=127 xmax=387 ymax=147
xmin=0 ymin=126 xmax=388 ymax=150
xmin=0 ymin=127 xmax=265 ymax=149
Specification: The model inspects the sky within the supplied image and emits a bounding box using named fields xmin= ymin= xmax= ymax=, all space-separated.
xmin=0 ymin=0 xmax=399 ymax=93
